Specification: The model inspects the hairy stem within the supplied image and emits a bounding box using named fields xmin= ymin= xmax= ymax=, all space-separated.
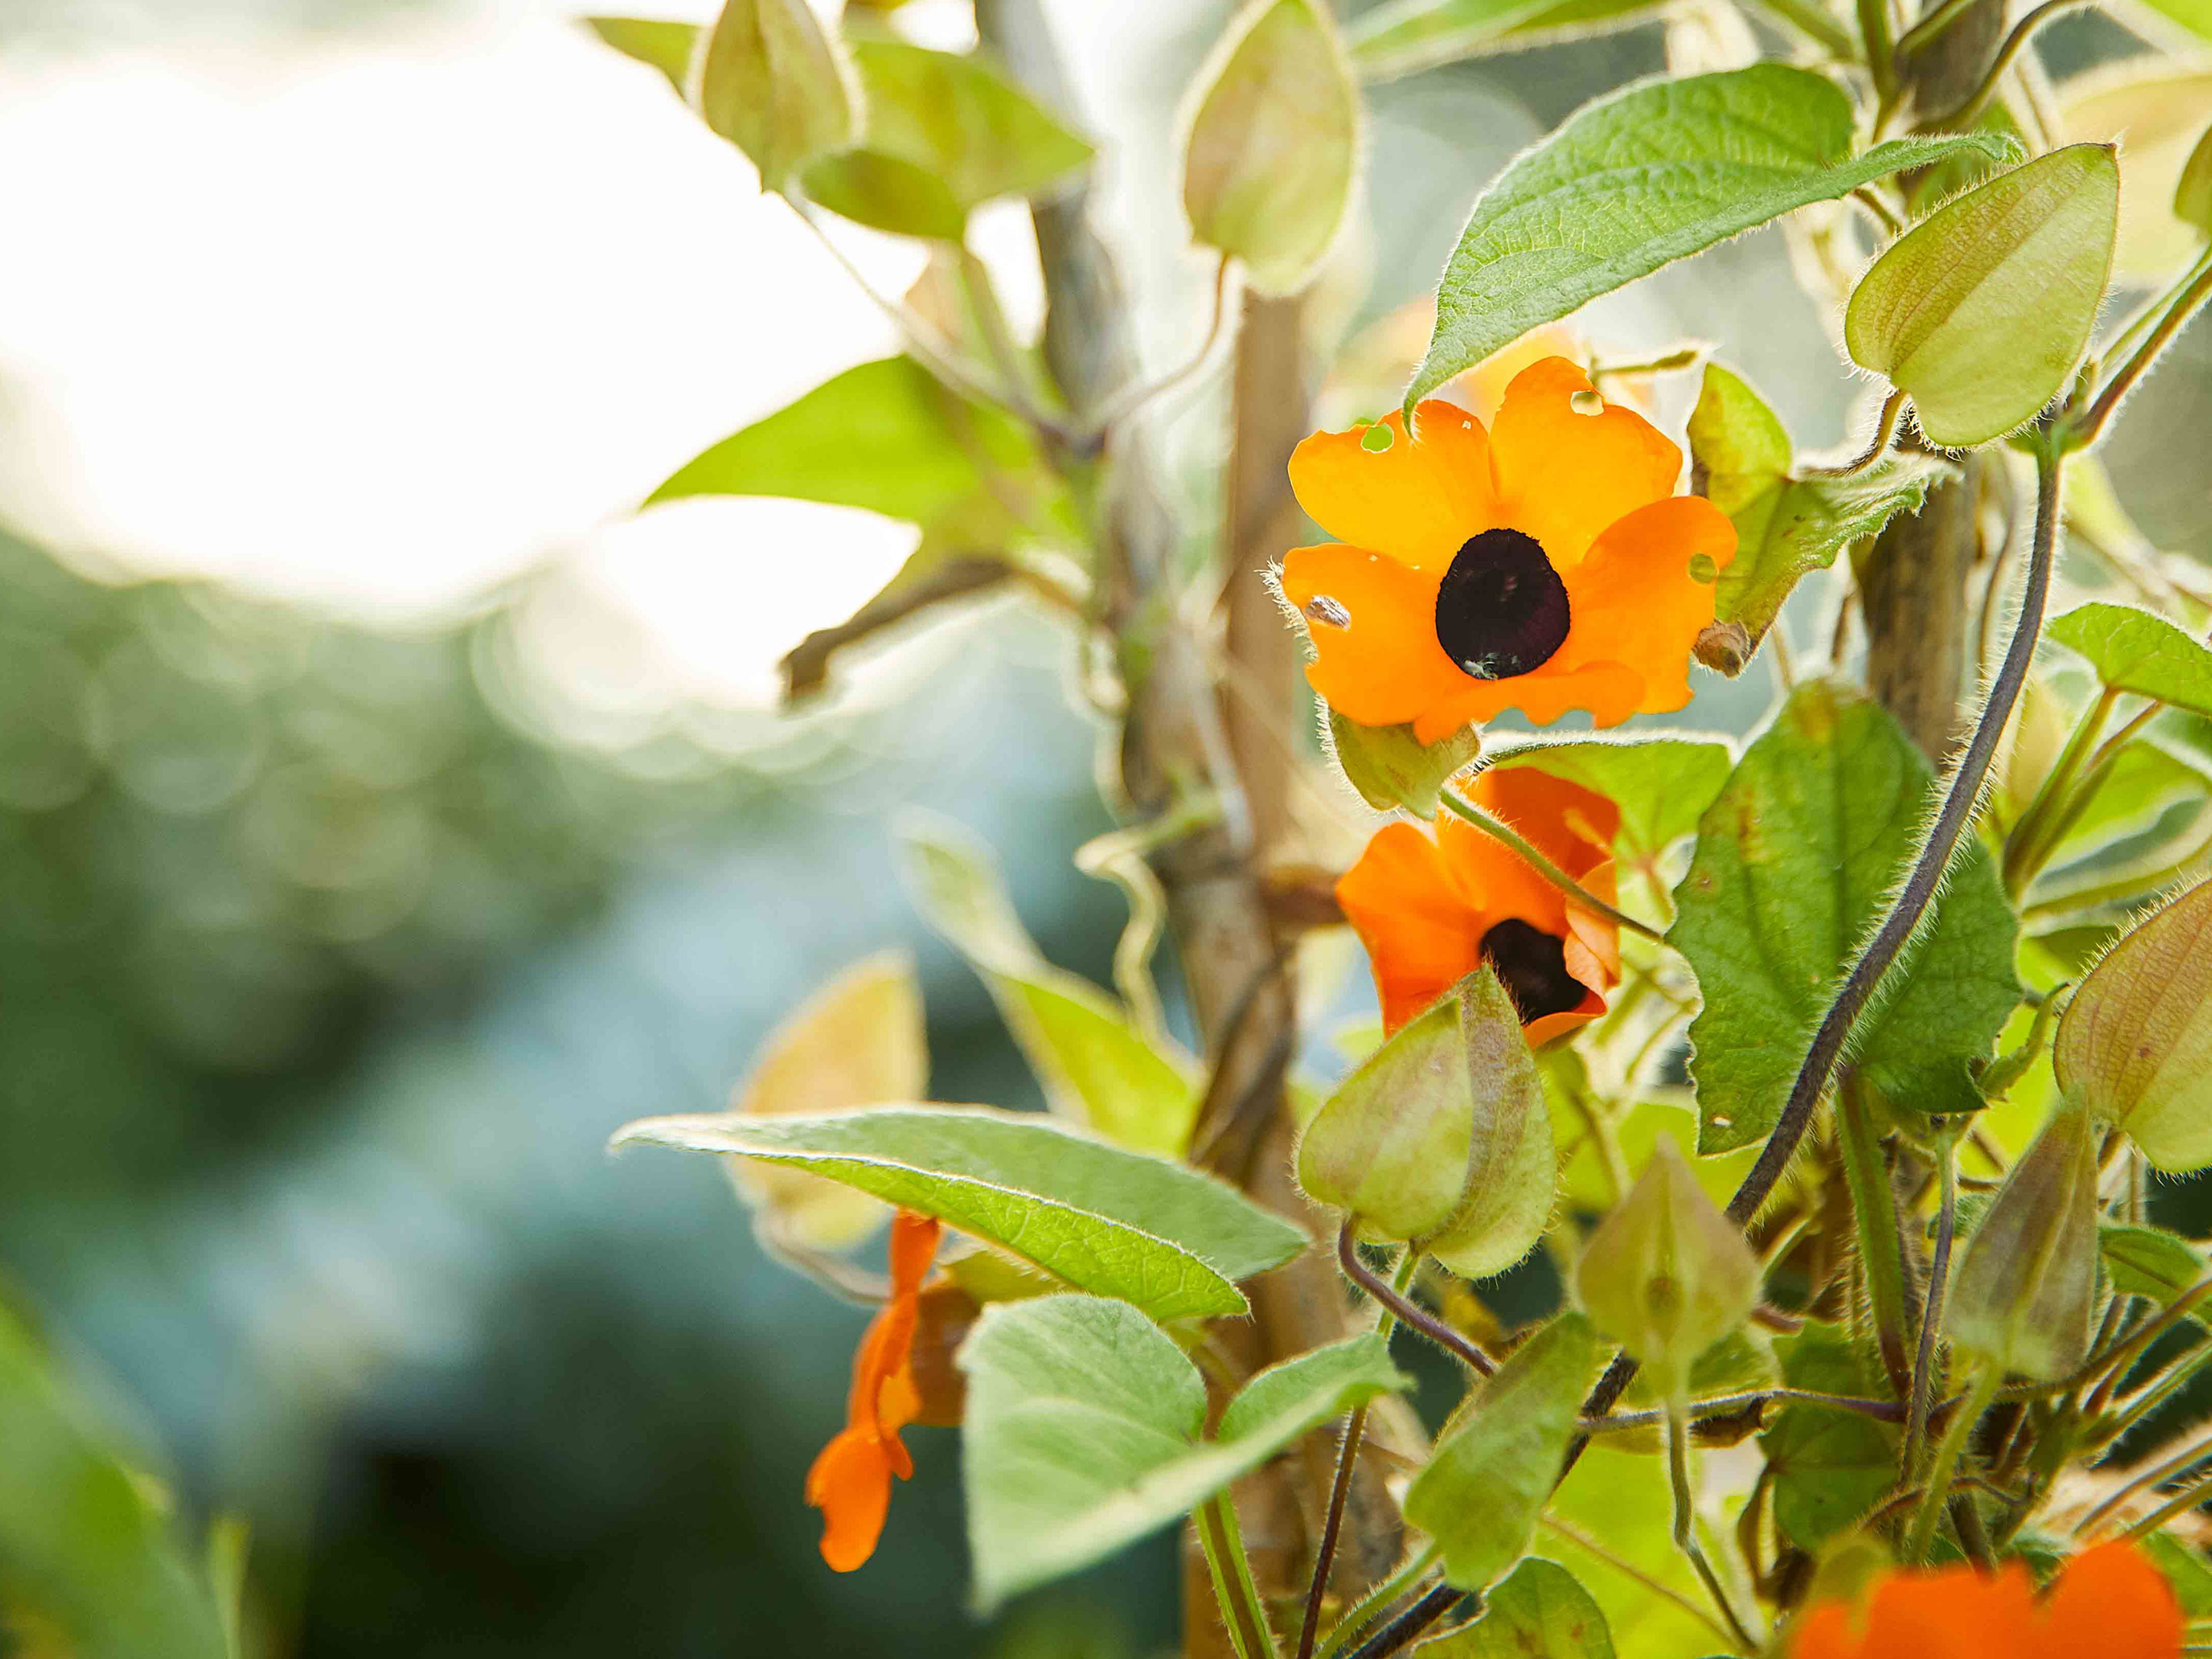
xmin=1667 ymin=1401 xmax=1762 ymax=1654
xmin=1906 ymin=1127 xmax=1962 ymax=1483
xmin=1838 ymin=1077 xmax=1916 ymax=1396
xmin=1439 ymin=790 xmax=1664 ymax=942
xmin=1910 ymin=1366 xmax=1999 ymax=1561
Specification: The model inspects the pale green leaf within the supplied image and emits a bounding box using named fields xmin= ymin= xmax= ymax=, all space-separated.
xmin=2062 ymin=71 xmax=2212 ymax=279
xmin=1406 ymin=1312 xmax=1598 ymax=1591
xmin=1418 ymin=1558 xmax=1617 ymax=1657
xmin=0 ymin=1304 xmax=230 ymax=1659
xmin=1547 ymin=1446 xmax=1720 ymax=1657
xmin=1182 ymin=0 xmax=1360 ymax=294
xmin=1671 ymin=680 xmax=2022 ymax=1151
xmin=584 ymin=16 xmax=697 ymax=94
xmin=960 ymin=1296 xmax=1406 ymax=1608
xmin=1406 ymin=66 xmax=2014 ymax=409
xmin=1484 ymin=735 xmax=1734 ymax=870
xmin=896 ymin=812 xmax=1199 ymax=1157
xmin=2049 ymin=602 xmax=2212 ymax=718
xmin=2179 ymin=119 xmax=2212 ymax=233
xmin=2041 ymin=737 xmax=2212 ymax=877
xmin=804 ymin=41 xmax=1094 ymax=237
xmin=1846 ymin=146 xmax=2119 ymax=447
xmin=694 ymin=0 xmax=858 ymax=189
xmin=610 ymin=1107 xmax=1304 ymax=1320
xmin=2099 ymin=1222 xmax=2206 ymax=1305
xmin=1348 ymin=0 xmax=1665 ymax=81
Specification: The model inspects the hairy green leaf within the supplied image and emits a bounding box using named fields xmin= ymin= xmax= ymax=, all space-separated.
xmin=1671 ymin=680 xmax=2022 ymax=1151
xmin=1420 ymin=1558 xmax=1618 ymax=1657
xmin=1407 ymin=66 xmax=2013 ymax=410
xmin=611 ymin=1108 xmax=1303 ymax=1320
xmin=584 ymin=16 xmax=697 ymax=93
xmin=1326 ymin=709 xmax=1481 ymax=817
xmin=2050 ymin=603 xmax=2212 ymax=718
xmin=1760 ymin=1321 xmax=1895 ymax=1549
xmin=1847 ymin=146 xmax=2119 ymax=447
xmin=2100 ymin=1223 xmax=2206 ymax=1305
xmin=1182 ymin=0 xmax=1359 ymax=294
xmin=694 ymin=0 xmax=858 ymax=189
xmin=960 ymin=1296 xmax=1405 ymax=1608
xmin=1348 ymin=0 xmax=1664 ymax=81
xmin=1484 ymin=734 xmax=1734 ymax=871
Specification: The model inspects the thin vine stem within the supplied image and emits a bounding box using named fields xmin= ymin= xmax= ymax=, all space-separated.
xmin=2077 ymin=1421 xmax=2212 ymax=1537
xmin=1200 ymin=1489 xmax=1283 ymax=1659
xmin=1085 ymin=253 xmax=1238 ymax=438
xmin=1805 ymin=388 xmax=1910 ymax=478
xmin=1336 ymin=1582 xmax=1461 ymax=1659
xmin=1909 ymin=1365 xmax=1999 ymax=1561
xmin=1336 ymin=1223 xmax=1495 ymax=1377
xmin=1919 ymin=0 xmax=2099 ymax=131
xmin=1539 ymin=1515 xmax=1740 ymax=1644
xmin=2071 ymin=254 xmax=2212 ymax=451
xmin=1312 ymin=1545 xmax=1439 ymax=1659
xmin=1438 ymin=790 xmax=1665 ymax=943
xmin=1905 ymin=1125 xmax=1962 ymax=1485
xmin=1667 ymin=1400 xmax=1763 ymax=1654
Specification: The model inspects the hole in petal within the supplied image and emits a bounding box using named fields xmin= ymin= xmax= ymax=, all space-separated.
xmin=1434 ymin=528 xmax=1570 ymax=680
xmin=1570 ymin=389 xmax=1604 ymax=416
xmin=1481 ymin=918 xmax=1586 ymax=1023
xmin=1303 ymin=594 xmax=1351 ymax=629
xmin=1360 ymin=424 xmax=1396 ymax=453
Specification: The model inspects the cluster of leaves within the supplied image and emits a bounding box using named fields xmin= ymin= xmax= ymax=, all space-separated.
xmin=576 ymin=0 xmax=2212 ymax=1657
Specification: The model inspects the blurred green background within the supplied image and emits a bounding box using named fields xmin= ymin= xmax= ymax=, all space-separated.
xmin=0 ymin=0 xmax=2207 ymax=1654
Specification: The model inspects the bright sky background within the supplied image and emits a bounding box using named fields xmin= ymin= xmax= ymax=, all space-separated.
xmin=0 ymin=0 xmax=1176 ymax=710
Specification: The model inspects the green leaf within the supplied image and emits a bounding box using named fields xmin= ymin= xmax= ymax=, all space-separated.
xmin=896 ymin=812 xmax=1199 ymax=1157
xmin=1547 ymin=1446 xmax=1719 ymax=1657
xmin=1419 ymin=1558 xmax=1617 ymax=1657
xmin=1181 ymin=0 xmax=1360 ymax=295
xmin=1846 ymin=145 xmax=2119 ymax=447
xmin=2179 ymin=119 xmax=2212 ymax=234
xmin=2050 ymin=603 xmax=2212 ymax=718
xmin=610 ymin=1107 xmax=1304 ymax=1320
xmin=1405 ymin=1312 xmax=1598 ymax=1591
xmin=2100 ymin=1222 xmax=2206 ymax=1305
xmin=1760 ymin=1321 xmax=1896 ymax=1549
xmin=2056 ymin=877 xmax=2212 ymax=1172
xmin=1671 ymin=680 xmax=2022 ymax=1151
xmin=959 ymin=1296 xmax=1406 ymax=1609
xmin=2041 ymin=737 xmax=2212 ymax=876
xmin=584 ymin=16 xmax=697 ymax=94
xmin=1555 ymin=1094 xmax=1758 ymax=1214
xmin=2143 ymin=1533 xmax=2212 ymax=1618
xmin=2061 ymin=71 xmax=2212 ymax=280
xmin=1484 ymin=735 xmax=1734 ymax=872
xmin=1325 ymin=708 xmax=1481 ymax=817
xmin=1687 ymin=364 xmax=1949 ymax=654
xmin=803 ymin=41 xmax=1094 ymax=239
xmin=694 ymin=0 xmax=859 ymax=190
xmin=0 ymin=1304 xmax=230 ymax=1659
xmin=1406 ymin=66 xmax=2014 ymax=410
xmin=646 ymin=356 xmax=1045 ymax=525
xmin=1347 ymin=0 xmax=1664 ymax=81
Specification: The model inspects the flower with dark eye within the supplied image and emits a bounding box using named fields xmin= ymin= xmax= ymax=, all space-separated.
xmin=1280 ymin=357 xmax=1736 ymax=740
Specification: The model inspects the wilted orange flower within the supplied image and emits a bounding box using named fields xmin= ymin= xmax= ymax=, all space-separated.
xmin=1790 ymin=1541 xmax=2182 ymax=1659
xmin=1280 ymin=356 xmax=1736 ymax=739
xmin=805 ymin=1207 xmax=942 ymax=1571
xmin=1336 ymin=767 xmax=1621 ymax=1044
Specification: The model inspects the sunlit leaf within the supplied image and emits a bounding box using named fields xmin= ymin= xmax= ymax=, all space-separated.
xmin=1847 ymin=146 xmax=2119 ymax=447
xmin=2049 ymin=603 xmax=2212 ymax=719
xmin=959 ymin=1296 xmax=1406 ymax=1608
xmin=1406 ymin=66 xmax=2013 ymax=410
xmin=1181 ymin=0 xmax=1360 ymax=294
xmin=694 ymin=0 xmax=859 ymax=190
xmin=611 ymin=1107 xmax=1305 ymax=1320
xmin=1348 ymin=0 xmax=1665 ymax=81
xmin=1547 ymin=1446 xmax=1720 ymax=1657
xmin=583 ymin=16 xmax=697 ymax=94
xmin=1483 ymin=734 xmax=1734 ymax=871
xmin=1555 ymin=1095 xmax=1758 ymax=1214
xmin=1419 ymin=1558 xmax=1618 ymax=1657
xmin=1325 ymin=708 xmax=1481 ymax=817
xmin=2100 ymin=1223 xmax=2206 ymax=1306
xmin=1671 ymin=680 xmax=2021 ymax=1149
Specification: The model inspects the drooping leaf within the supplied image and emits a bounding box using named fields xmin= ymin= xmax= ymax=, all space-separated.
xmin=1846 ymin=145 xmax=2119 ymax=447
xmin=584 ymin=16 xmax=698 ymax=94
xmin=1671 ymin=680 xmax=2022 ymax=1151
xmin=1406 ymin=66 xmax=2014 ymax=410
xmin=959 ymin=1296 xmax=1406 ymax=1608
xmin=0 ymin=1304 xmax=230 ymax=1659
xmin=1325 ymin=708 xmax=1482 ymax=817
xmin=803 ymin=41 xmax=1094 ymax=239
xmin=2056 ymin=877 xmax=2212 ymax=1172
xmin=611 ymin=1108 xmax=1304 ymax=1320
xmin=1483 ymin=735 xmax=1734 ymax=872
xmin=1348 ymin=0 xmax=1667 ymax=82
xmin=2100 ymin=1223 xmax=2207 ymax=1306
xmin=1406 ymin=1313 xmax=1598 ymax=1591
xmin=2049 ymin=603 xmax=2212 ymax=719
xmin=1419 ymin=1558 xmax=1618 ymax=1657
xmin=694 ymin=0 xmax=859 ymax=190
xmin=1760 ymin=1321 xmax=1896 ymax=1549
xmin=896 ymin=813 xmax=1199 ymax=1157
xmin=1687 ymin=363 xmax=1948 ymax=654
xmin=1181 ymin=0 xmax=1360 ymax=294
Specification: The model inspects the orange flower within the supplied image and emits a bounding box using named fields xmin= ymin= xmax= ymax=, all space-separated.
xmin=1280 ymin=356 xmax=1737 ymax=740
xmin=804 ymin=1207 xmax=942 ymax=1571
xmin=1790 ymin=1541 xmax=2182 ymax=1659
xmin=1336 ymin=767 xmax=1621 ymax=1044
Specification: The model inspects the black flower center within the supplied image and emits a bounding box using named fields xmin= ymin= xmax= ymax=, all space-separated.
xmin=1480 ymin=918 xmax=1585 ymax=1024
xmin=1434 ymin=528 xmax=1570 ymax=681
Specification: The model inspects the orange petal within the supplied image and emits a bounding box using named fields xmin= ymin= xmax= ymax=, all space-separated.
xmin=886 ymin=1210 xmax=942 ymax=1296
xmin=1788 ymin=1601 xmax=1865 ymax=1659
xmin=1553 ymin=494 xmax=1737 ymax=718
xmin=1281 ymin=544 xmax=1467 ymax=731
xmin=1289 ymin=402 xmax=1500 ymax=575
xmin=2038 ymin=1541 xmax=2183 ymax=1659
xmin=1468 ymin=768 xmax=1618 ymax=882
xmin=1335 ymin=822 xmax=1485 ymax=1035
xmin=1489 ymin=358 xmax=1684 ymax=568
xmin=805 ymin=1426 xmax=893 ymax=1572
xmin=1410 ymin=661 xmax=1647 ymax=739
xmin=1860 ymin=1563 xmax=2038 ymax=1659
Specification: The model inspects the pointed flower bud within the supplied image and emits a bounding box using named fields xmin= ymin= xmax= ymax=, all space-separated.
xmin=1946 ymin=1103 xmax=2100 ymax=1381
xmin=1574 ymin=1139 xmax=1758 ymax=1398
xmin=1296 ymin=967 xmax=1553 ymax=1278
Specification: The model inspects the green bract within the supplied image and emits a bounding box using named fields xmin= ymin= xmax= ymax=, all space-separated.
xmin=1406 ymin=65 xmax=2013 ymax=411
xmin=2055 ymin=876 xmax=2212 ymax=1171
xmin=958 ymin=1296 xmax=1406 ymax=1609
xmin=1846 ymin=144 xmax=2120 ymax=447
xmin=693 ymin=0 xmax=859 ymax=190
xmin=584 ymin=16 xmax=699 ymax=94
xmin=610 ymin=1107 xmax=1305 ymax=1320
xmin=1946 ymin=1104 xmax=2101 ymax=1379
xmin=1181 ymin=0 xmax=1360 ymax=294
xmin=1325 ymin=708 xmax=1482 ymax=816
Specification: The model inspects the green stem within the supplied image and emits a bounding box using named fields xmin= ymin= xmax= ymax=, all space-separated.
xmin=2124 ymin=1468 xmax=2212 ymax=1541
xmin=2003 ymin=684 xmax=2119 ymax=896
xmin=2101 ymin=1338 xmax=2212 ymax=1449
xmin=1906 ymin=1126 xmax=1962 ymax=1483
xmin=2071 ymin=252 xmax=2212 ymax=452
xmin=1201 ymin=1491 xmax=1284 ymax=1659
xmin=1909 ymin=1366 xmax=1999 ymax=1562
xmin=2078 ymin=1420 xmax=2212 ymax=1537
xmin=1839 ymin=1078 xmax=1916 ymax=1396
xmin=1439 ymin=790 xmax=1664 ymax=942
xmin=1312 ymin=1545 xmax=1440 ymax=1659
xmin=1749 ymin=0 xmax=1863 ymax=53
xmin=1667 ymin=1399 xmax=1763 ymax=1654
xmin=1806 ymin=388 xmax=1911 ymax=478
xmin=1892 ymin=0 xmax=1980 ymax=58
xmin=1919 ymin=0 xmax=2098 ymax=131
xmin=1859 ymin=0 xmax=1899 ymax=100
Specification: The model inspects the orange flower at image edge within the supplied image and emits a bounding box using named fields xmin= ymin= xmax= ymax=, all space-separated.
xmin=1281 ymin=356 xmax=1737 ymax=740
xmin=1337 ymin=767 xmax=1622 ymax=1044
xmin=805 ymin=1208 xmax=942 ymax=1571
xmin=1791 ymin=1541 xmax=2183 ymax=1659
